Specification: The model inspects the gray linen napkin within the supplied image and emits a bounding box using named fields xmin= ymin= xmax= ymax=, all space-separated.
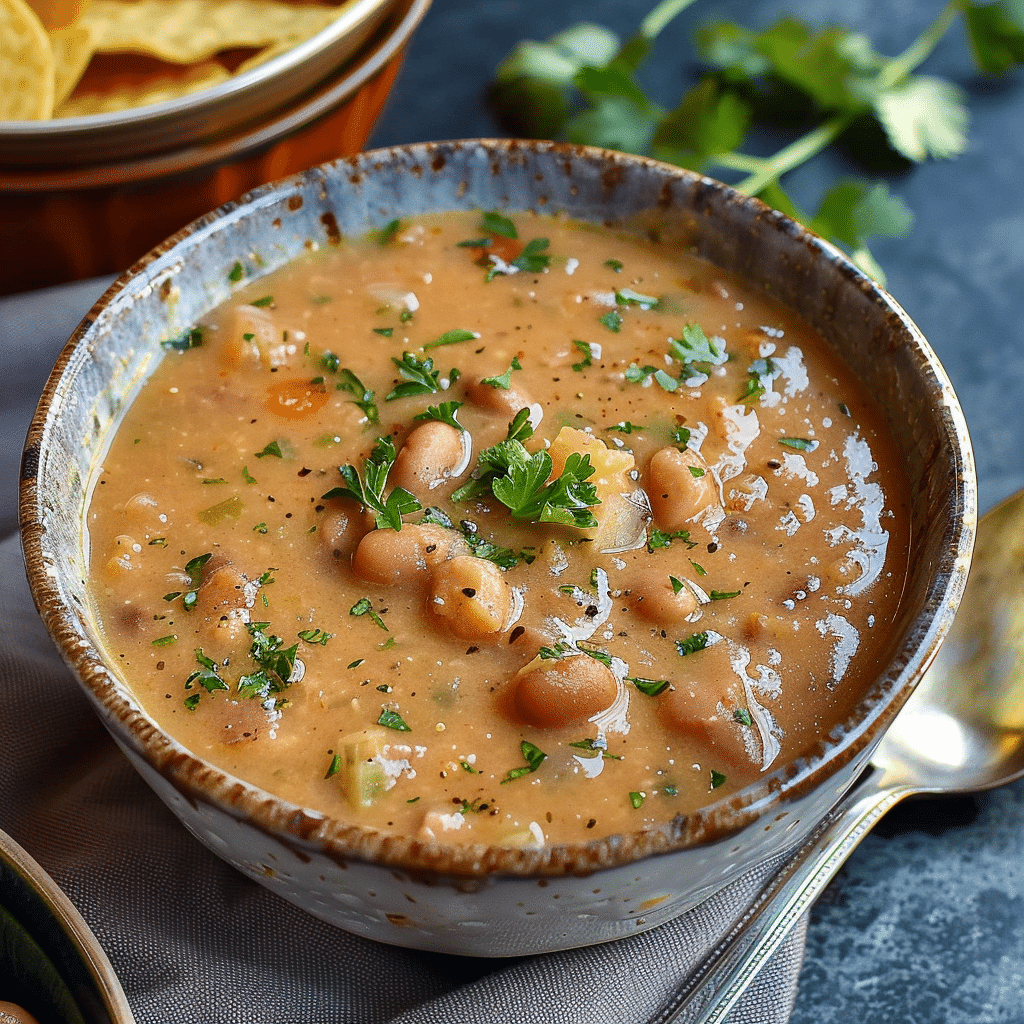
xmin=0 ymin=282 xmax=807 ymax=1024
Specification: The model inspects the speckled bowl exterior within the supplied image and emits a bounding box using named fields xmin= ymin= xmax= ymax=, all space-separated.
xmin=20 ymin=140 xmax=977 ymax=956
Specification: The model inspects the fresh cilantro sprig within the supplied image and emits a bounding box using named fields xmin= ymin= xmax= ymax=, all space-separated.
xmin=322 ymin=437 xmax=422 ymax=531
xmin=490 ymin=0 xmax=1024 ymax=282
xmin=386 ymin=352 xmax=460 ymax=401
xmin=456 ymin=435 xmax=601 ymax=529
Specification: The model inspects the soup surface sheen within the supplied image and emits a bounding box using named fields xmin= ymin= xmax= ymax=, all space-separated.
xmin=88 ymin=211 xmax=910 ymax=848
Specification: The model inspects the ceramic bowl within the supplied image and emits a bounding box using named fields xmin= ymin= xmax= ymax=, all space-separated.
xmin=0 ymin=0 xmax=431 ymax=296
xmin=20 ymin=140 xmax=977 ymax=957
xmin=0 ymin=827 xmax=133 ymax=1024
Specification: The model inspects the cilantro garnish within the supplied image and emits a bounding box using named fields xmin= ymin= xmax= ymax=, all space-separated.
xmin=228 ymin=261 xmax=244 ymax=283
xmin=419 ymin=506 xmax=522 ymax=569
xmin=571 ymin=339 xmax=595 ymax=371
xmin=161 ymin=326 xmax=202 ymax=352
xmin=255 ymin=440 xmax=284 ymax=459
xmin=251 ymin=295 xmax=274 ymax=308
xmin=184 ymin=648 xmax=227 ymax=701
xmin=615 ymin=287 xmax=660 ymax=308
xmin=710 ymin=770 xmax=728 ymax=790
xmin=378 ymin=708 xmax=411 ymax=731
xmin=734 ymin=708 xmax=753 ymax=727
xmin=569 ymin=737 xmax=622 ymax=760
xmin=646 ymin=528 xmax=694 ymax=552
xmin=456 ymin=438 xmax=600 ymax=529
xmin=413 ymin=401 xmax=465 ymax=430
xmin=599 ymin=310 xmax=622 ymax=333
xmin=322 ymin=437 xmax=422 ymax=531
xmin=164 ymin=552 xmax=212 ymax=612
xmin=298 ymin=628 xmax=333 ymax=646
xmin=373 ymin=327 xmax=394 ymax=337
xmin=629 ymin=791 xmax=645 ymax=808
xmin=349 ymin=596 xmax=389 ymax=631
xmin=481 ymin=356 xmax=522 ymax=389
xmin=604 ymin=258 xmax=623 ymax=272
xmin=481 ymin=211 xmax=518 ymax=239
xmin=779 ymin=437 xmax=818 ymax=452
xmin=485 ymin=237 xmax=552 ymax=280
xmin=369 ymin=218 xmax=401 ymax=245
xmin=325 ymin=755 xmax=342 ymax=779
xmin=604 ymin=420 xmax=645 ymax=434
xmin=386 ymin=352 xmax=456 ymax=400
xmin=423 ymin=328 xmax=479 ymax=350
xmin=675 ymin=631 xmax=711 ymax=657
xmin=501 ymin=739 xmax=547 ymax=783
xmin=627 ymin=675 xmax=671 ymax=696
xmin=710 ymin=589 xmax=741 ymax=600
xmin=335 ymin=368 xmax=379 ymax=425
xmin=236 ymin=622 xmax=298 ymax=702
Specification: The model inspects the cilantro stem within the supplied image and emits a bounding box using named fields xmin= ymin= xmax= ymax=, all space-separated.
xmin=639 ymin=0 xmax=698 ymax=41
xmin=879 ymin=0 xmax=963 ymax=89
xmin=733 ymin=115 xmax=852 ymax=197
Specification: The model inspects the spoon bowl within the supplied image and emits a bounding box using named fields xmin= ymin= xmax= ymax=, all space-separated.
xmin=880 ymin=490 xmax=1024 ymax=793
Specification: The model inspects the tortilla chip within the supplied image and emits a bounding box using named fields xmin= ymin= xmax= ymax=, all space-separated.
xmin=55 ymin=57 xmax=229 ymax=116
xmin=50 ymin=23 xmax=96 ymax=105
xmin=0 ymin=0 xmax=55 ymax=119
xmin=81 ymin=0 xmax=342 ymax=64
xmin=27 ymin=0 xmax=90 ymax=31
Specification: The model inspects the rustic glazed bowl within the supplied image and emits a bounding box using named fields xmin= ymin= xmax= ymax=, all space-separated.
xmin=0 ymin=0 xmax=431 ymax=295
xmin=20 ymin=140 xmax=976 ymax=957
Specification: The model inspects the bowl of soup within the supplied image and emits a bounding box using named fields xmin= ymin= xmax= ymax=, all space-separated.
xmin=20 ymin=139 xmax=976 ymax=956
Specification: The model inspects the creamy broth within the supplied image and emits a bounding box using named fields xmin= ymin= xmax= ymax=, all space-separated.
xmin=87 ymin=211 xmax=910 ymax=847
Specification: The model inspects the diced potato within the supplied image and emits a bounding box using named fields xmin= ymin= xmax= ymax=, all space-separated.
xmin=547 ymin=427 xmax=646 ymax=551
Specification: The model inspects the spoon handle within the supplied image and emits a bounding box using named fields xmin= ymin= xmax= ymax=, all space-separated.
xmin=659 ymin=766 xmax=912 ymax=1024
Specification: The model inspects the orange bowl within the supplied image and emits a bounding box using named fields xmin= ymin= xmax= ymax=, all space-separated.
xmin=0 ymin=0 xmax=431 ymax=296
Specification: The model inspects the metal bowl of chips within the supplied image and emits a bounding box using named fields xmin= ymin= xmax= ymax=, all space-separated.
xmin=0 ymin=0 xmax=432 ymax=295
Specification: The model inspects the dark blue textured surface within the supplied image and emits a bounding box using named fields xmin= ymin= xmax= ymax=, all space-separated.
xmin=368 ymin=1 xmax=1024 ymax=1018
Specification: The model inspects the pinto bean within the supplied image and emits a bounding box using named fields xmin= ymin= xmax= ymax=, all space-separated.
xmin=390 ymin=421 xmax=471 ymax=495
xmin=465 ymin=376 xmax=535 ymax=418
xmin=428 ymin=555 xmax=512 ymax=639
xmin=352 ymin=523 xmax=467 ymax=587
xmin=512 ymin=654 xmax=618 ymax=728
xmin=646 ymin=446 xmax=720 ymax=531
xmin=627 ymin=566 xmax=699 ymax=624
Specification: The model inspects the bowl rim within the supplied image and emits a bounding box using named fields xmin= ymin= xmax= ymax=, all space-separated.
xmin=19 ymin=139 xmax=978 ymax=879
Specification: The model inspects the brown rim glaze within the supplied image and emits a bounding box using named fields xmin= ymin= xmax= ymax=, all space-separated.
xmin=20 ymin=140 xmax=977 ymax=879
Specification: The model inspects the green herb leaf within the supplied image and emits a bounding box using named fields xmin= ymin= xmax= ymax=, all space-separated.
xmin=162 ymin=326 xmax=202 ymax=351
xmin=675 ymin=631 xmax=711 ymax=657
xmin=378 ymin=708 xmax=411 ymax=731
xmin=322 ymin=437 xmax=422 ymax=531
xmin=501 ymin=739 xmax=547 ymax=783
xmin=481 ymin=211 xmax=519 ymax=239
xmin=423 ymin=328 xmax=479 ymax=350
xmin=413 ymin=401 xmax=465 ymax=430
xmin=349 ymin=596 xmax=389 ymax=631
xmin=481 ymin=356 xmax=523 ymax=390
xmin=627 ymin=675 xmax=671 ymax=696
xmin=386 ymin=352 xmax=447 ymax=400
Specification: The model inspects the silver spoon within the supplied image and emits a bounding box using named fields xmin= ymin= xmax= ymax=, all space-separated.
xmin=663 ymin=490 xmax=1024 ymax=1023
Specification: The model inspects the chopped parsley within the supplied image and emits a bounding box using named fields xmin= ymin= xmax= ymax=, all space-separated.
xmin=413 ymin=401 xmax=465 ymax=430
xmin=455 ymin=437 xmax=600 ymax=529
xmin=779 ymin=437 xmax=818 ymax=451
xmin=501 ymin=739 xmax=547 ymax=783
xmin=322 ymin=436 xmax=422 ymax=531
xmin=386 ymin=352 xmax=455 ymax=400
xmin=378 ymin=708 xmax=411 ymax=731
xmin=161 ymin=326 xmax=202 ymax=351
xmin=481 ymin=356 xmax=522 ymax=390
xmin=627 ymin=675 xmax=671 ymax=696
xmin=423 ymin=328 xmax=479 ymax=350
xmin=675 ymin=632 xmax=711 ymax=657
xmin=349 ymin=597 xmax=389 ymax=631
xmin=599 ymin=310 xmax=622 ymax=333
